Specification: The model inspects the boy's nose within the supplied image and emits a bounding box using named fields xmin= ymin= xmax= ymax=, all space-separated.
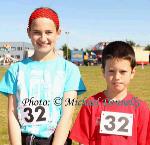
xmin=114 ymin=72 xmax=121 ymax=80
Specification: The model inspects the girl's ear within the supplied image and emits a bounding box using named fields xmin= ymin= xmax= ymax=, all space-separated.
xmin=57 ymin=29 xmax=61 ymax=36
xmin=27 ymin=28 xmax=31 ymax=38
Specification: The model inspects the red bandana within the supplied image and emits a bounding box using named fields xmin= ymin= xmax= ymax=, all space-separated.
xmin=28 ymin=8 xmax=59 ymax=30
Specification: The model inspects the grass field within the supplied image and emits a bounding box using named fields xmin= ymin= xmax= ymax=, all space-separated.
xmin=0 ymin=65 xmax=150 ymax=145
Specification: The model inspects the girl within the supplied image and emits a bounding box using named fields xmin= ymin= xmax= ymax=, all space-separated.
xmin=0 ymin=7 xmax=86 ymax=145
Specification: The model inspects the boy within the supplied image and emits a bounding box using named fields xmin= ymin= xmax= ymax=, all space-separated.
xmin=69 ymin=41 xmax=149 ymax=145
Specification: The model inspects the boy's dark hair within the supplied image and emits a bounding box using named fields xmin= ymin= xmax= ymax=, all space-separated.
xmin=102 ymin=41 xmax=136 ymax=69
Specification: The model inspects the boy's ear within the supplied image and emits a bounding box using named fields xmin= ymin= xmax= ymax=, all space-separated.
xmin=27 ymin=28 xmax=31 ymax=38
xmin=131 ymin=67 xmax=136 ymax=79
xmin=102 ymin=68 xmax=105 ymax=77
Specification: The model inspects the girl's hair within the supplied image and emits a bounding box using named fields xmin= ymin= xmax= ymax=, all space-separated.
xmin=102 ymin=41 xmax=136 ymax=69
xmin=28 ymin=7 xmax=60 ymax=31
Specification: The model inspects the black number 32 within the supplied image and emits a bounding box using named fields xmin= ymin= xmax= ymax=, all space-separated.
xmin=24 ymin=106 xmax=46 ymax=123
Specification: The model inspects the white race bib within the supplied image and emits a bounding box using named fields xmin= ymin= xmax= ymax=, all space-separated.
xmin=20 ymin=105 xmax=50 ymax=126
xmin=100 ymin=111 xmax=133 ymax=136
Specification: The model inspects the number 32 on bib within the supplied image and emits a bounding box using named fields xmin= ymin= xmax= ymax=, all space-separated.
xmin=20 ymin=105 xmax=50 ymax=126
xmin=100 ymin=111 xmax=133 ymax=136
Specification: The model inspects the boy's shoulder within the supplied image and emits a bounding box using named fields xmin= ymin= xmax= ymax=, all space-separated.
xmin=86 ymin=91 xmax=106 ymax=101
xmin=127 ymin=92 xmax=149 ymax=111
xmin=82 ymin=91 xmax=105 ymax=109
xmin=85 ymin=92 xmax=149 ymax=110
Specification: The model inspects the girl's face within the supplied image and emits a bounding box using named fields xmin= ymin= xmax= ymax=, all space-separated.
xmin=28 ymin=18 xmax=61 ymax=55
xmin=103 ymin=58 xmax=135 ymax=94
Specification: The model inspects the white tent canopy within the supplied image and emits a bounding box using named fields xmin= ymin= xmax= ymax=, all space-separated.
xmin=0 ymin=54 xmax=18 ymax=65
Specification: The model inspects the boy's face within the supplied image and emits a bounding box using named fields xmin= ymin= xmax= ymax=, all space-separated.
xmin=27 ymin=18 xmax=61 ymax=55
xmin=103 ymin=58 xmax=135 ymax=94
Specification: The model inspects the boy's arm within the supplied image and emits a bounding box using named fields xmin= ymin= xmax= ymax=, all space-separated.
xmin=137 ymin=102 xmax=149 ymax=145
xmin=8 ymin=94 xmax=22 ymax=145
xmin=52 ymin=91 xmax=77 ymax=145
xmin=146 ymin=112 xmax=150 ymax=145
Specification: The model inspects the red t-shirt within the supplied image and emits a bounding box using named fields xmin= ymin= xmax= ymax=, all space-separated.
xmin=69 ymin=91 xmax=149 ymax=145
xmin=146 ymin=114 xmax=150 ymax=145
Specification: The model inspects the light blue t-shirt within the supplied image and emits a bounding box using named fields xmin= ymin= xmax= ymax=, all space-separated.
xmin=0 ymin=56 xmax=86 ymax=138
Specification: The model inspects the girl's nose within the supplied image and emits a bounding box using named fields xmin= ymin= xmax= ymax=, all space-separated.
xmin=40 ymin=34 xmax=47 ymax=42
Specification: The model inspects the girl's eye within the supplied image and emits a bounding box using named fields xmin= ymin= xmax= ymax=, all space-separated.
xmin=46 ymin=31 xmax=52 ymax=34
xmin=33 ymin=31 xmax=40 ymax=35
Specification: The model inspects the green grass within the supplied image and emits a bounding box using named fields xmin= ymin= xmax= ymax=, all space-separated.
xmin=0 ymin=65 xmax=150 ymax=145
xmin=0 ymin=67 xmax=9 ymax=145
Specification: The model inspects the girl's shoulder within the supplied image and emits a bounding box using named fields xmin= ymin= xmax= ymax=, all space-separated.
xmin=7 ymin=58 xmax=32 ymax=73
xmin=58 ymin=56 xmax=77 ymax=66
xmin=57 ymin=56 xmax=79 ymax=70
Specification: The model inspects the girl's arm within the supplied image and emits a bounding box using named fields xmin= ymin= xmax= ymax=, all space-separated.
xmin=8 ymin=94 xmax=22 ymax=145
xmin=52 ymin=91 xmax=77 ymax=145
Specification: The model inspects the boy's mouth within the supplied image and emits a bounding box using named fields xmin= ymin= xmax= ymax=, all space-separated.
xmin=113 ymin=82 xmax=123 ymax=85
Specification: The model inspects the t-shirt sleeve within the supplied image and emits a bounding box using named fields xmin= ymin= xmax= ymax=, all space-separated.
xmin=0 ymin=65 xmax=17 ymax=96
xmin=69 ymin=105 xmax=91 ymax=145
xmin=137 ymin=101 xmax=150 ymax=145
xmin=64 ymin=64 xmax=86 ymax=95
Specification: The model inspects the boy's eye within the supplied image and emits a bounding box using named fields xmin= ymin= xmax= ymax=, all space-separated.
xmin=109 ymin=70 xmax=114 ymax=72
xmin=120 ymin=70 xmax=127 ymax=73
xmin=121 ymin=70 xmax=127 ymax=73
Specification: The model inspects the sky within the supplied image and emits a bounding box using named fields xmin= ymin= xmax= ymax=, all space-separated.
xmin=0 ymin=0 xmax=150 ymax=50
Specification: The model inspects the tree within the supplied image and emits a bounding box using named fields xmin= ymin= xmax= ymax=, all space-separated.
xmin=145 ymin=45 xmax=150 ymax=51
xmin=61 ymin=44 xmax=71 ymax=60
xmin=126 ymin=40 xmax=136 ymax=47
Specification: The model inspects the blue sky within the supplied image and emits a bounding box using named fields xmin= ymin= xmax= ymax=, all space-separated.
xmin=0 ymin=0 xmax=150 ymax=49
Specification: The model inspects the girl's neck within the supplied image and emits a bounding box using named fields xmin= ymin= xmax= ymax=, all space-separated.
xmin=104 ymin=89 xmax=128 ymax=101
xmin=31 ymin=50 xmax=57 ymax=61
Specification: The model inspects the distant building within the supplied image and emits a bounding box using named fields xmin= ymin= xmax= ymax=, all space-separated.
xmin=133 ymin=47 xmax=149 ymax=65
xmin=0 ymin=42 xmax=64 ymax=66
xmin=0 ymin=42 xmax=33 ymax=65
xmin=0 ymin=42 xmax=33 ymax=59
